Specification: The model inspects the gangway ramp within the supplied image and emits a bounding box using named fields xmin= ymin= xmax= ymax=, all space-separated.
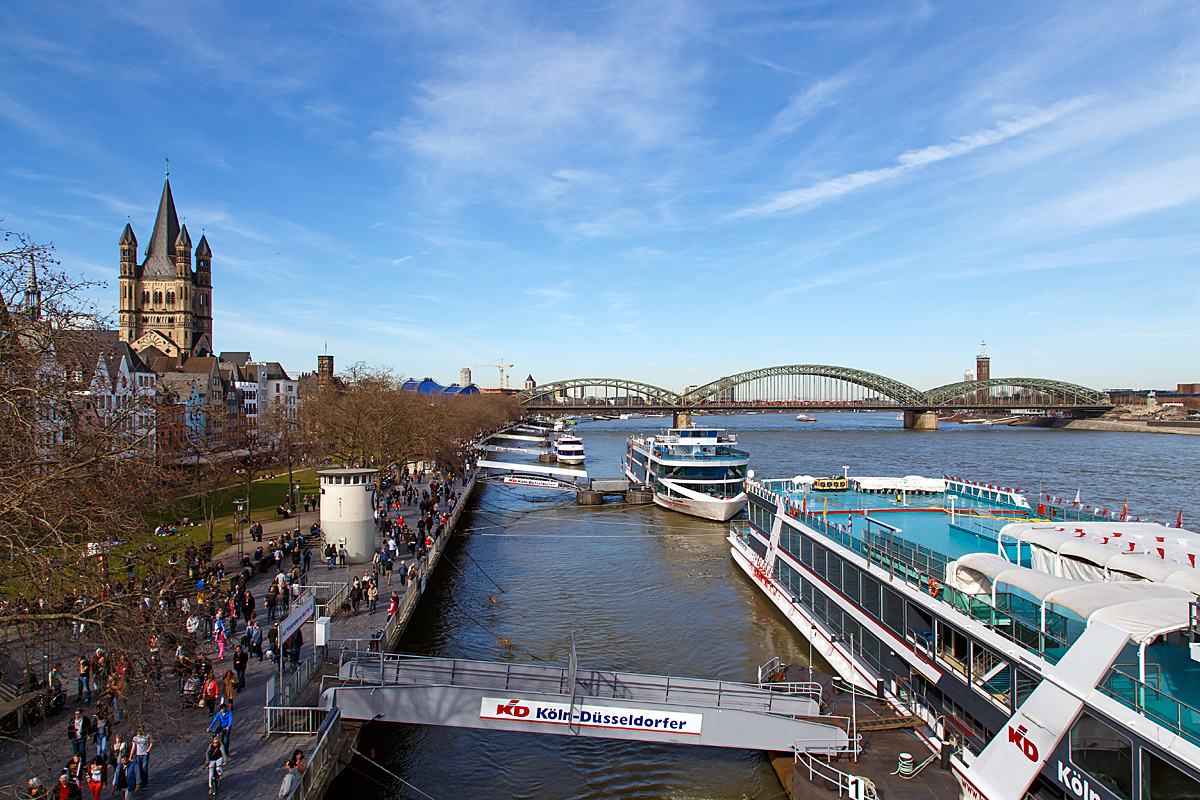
xmin=492 ymin=432 xmax=549 ymax=443
xmin=321 ymin=653 xmax=850 ymax=753
xmin=477 ymin=459 xmax=589 ymax=490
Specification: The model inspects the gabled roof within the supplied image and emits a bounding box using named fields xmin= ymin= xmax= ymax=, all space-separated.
xmin=119 ymin=223 xmax=137 ymax=247
xmin=258 ymin=362 xmax=291 ymax=381
xmin=219 ymin=351 xmax=252 ymax=368
xmin=141 ymin=179 xmax=181 ymax=279
xmin=195 ymin=234 xmax=211 ymax=259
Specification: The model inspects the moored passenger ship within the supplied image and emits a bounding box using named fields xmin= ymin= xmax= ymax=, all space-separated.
xmin=730 ymin=473 xmax=1200 ymax=800
xmin=624 ymin=427 xmax=749 ymax=521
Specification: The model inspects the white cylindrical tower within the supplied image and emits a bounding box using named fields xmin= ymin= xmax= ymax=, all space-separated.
xmin=317 ymin=468 xmax=378 ymax=563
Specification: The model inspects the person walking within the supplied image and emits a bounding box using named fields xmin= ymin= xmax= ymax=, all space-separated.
xmin=232 ymin=646 xmax=248 ymax=691
xmin=248 ymin=620 xmax=263 ymax=661
xmin=367 ymin=582 xmax=378 ymax=614
xmin=85 ymin=756 xmax=106 ymax=800
xmin=277 ymin=757 xmax=300 ymax=800
xmin=130 ymin=726 xmax=153 ymax=790
xmin=221 ymin=669 xmax=237 ymax=709
xmin=56 ymin=773 xmax=82 ymax=800
xmin=265 ymin=586 xmax=278 ymax=622
xmin=111 ymin=754 xmax=137 ymax=800
xmin=202 ymin=673 xmax=221 ymax=715
xmin=92 ymin=712 xmax=109 ymax=761
xmin=67 ymin=709 xmax=93 ymax=761
xmin=349 ymin=580 xmax=362 ymax=616
xmin=76 ymin=658 xmax=91 ymax=705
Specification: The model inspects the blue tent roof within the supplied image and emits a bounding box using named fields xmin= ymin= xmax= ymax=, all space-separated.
xmin=400 ymin=378 xmax=480 ymax=397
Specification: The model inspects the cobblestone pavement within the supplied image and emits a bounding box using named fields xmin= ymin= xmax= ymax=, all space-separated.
xmin=2 ymin=474 xmax=454 ymax=798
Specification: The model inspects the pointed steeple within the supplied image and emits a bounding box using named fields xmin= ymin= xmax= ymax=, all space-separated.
xmin=195 ymin=234 xmax=211 ymax=259
xmin=175 ymin=224 xmax=191 ymax=250
xmin=23 ymin=254 xmax=41 ymax=320
xmin=141 ymin=178 xmax=180 ymax=278
xmin=119 ymin=222 xmax=137 ymax=247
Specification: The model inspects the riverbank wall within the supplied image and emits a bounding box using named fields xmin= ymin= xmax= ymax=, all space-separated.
xmin=306 ymin=469 xmax=480 ymax=800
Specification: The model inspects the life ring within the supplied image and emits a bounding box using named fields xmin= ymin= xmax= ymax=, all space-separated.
xmin=928 ymin=578 xmax=940 ymax=597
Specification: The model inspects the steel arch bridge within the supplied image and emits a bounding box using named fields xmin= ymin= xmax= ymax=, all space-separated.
xmin=514 ymin=366 xmax=1111 ymax=413
xmin=922 ymin=377 xmax=1109 ymax=407
xmin=683 ymin=365 xmax=927 ymax=405
xmin=518 ymin=377 xmax=682 ymax=406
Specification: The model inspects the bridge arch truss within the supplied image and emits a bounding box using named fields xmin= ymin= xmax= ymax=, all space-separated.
xmin=516 ymin=378 xmax=682 ymax=407
xmin=684 ymin=364 xmax=928 ymax=406
xmin=923 ymin=378 xmax=1109 ymax=407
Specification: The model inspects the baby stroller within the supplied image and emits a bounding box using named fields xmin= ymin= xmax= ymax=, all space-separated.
xmin=181 ymin=675 xmax=202 ymax=710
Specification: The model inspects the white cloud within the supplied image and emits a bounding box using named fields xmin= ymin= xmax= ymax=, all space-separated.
xmin=1039 ymin=155 xmax=1200 ymax=227
xmin=730 ymin=98 xmax=1091 ymax=218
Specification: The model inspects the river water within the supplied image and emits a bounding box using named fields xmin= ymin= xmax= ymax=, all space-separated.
xmin=337 ymin=413 xmax=1199 ymax=800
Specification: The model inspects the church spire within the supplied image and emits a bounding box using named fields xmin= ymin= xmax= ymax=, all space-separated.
xmin=23 ymin=252 xmax=41 ymax=320
xmin=141 ymin=178 xmax=180 ymax=278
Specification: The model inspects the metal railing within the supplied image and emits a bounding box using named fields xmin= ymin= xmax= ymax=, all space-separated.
xmin=334 ymin=652 xmax=826 ymax=717
xmin=310 ymin=581 xmax=350 ymax=619
xmin=300 ymin=707 xmax=341 ymax=799
xmin=265 ymin=705 xmax=328 ymax=735
xmin=796 ymin=751 xmax=875 ymax=798
xmin=1099 ymin=667 xmax=1200 ymax=747
xmin=272 ymin=655 xmax=318 ymax=708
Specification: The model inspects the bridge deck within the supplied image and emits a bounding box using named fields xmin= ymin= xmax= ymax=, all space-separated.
xmin=321 ymin=654 xmax=850 ymax=753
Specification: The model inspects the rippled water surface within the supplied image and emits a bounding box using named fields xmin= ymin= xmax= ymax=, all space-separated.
xmin=336 ymin=414 xmax=1199 ymax=800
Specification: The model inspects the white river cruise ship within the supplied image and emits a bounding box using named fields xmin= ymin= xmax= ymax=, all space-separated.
xmin=624 ymin=427 xmax=749 ymax=521
xmin=731 ymin=473 xmax=1200 ymax=800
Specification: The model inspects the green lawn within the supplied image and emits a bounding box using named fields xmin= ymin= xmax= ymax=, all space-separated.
xmin=159 ymin=468 xmax=321 ymax=552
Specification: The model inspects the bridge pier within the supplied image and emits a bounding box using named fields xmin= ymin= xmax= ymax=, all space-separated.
xmin=903 ymin=410 xmax=940 ymax=430
xmin=673 ymin=411 xmax=691 ymax=428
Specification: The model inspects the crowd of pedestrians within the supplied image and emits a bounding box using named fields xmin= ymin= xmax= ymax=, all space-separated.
xmin=21 ymin=449 xmax=487 ymax=800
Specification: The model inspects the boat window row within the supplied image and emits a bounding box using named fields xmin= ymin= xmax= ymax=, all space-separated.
xmin=653 ymin=464 xmax=746 ymax=478
xmin=778 ymin=523 xmax=905 ymax=640
xmin=1055 ymin=711 xmax=1199 ymax=800
xmin=776 ymin=517 xmax=1048 ymax=715
xmin=774 ymin=558 xmax=884 ymax=674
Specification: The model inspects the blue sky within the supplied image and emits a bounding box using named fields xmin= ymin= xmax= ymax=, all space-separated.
xmin=2 ymin=0 xmax=1198 ymax=392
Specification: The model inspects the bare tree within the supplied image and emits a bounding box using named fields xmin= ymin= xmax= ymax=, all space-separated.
xmin=0 ymin=228 xmax=194 ymax=771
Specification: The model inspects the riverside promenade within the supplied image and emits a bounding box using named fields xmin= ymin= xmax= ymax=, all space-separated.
xmin=1 ymin=470 xmax=478 ymax=800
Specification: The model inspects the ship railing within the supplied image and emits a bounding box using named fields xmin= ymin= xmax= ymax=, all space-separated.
xmin=761 ymin=681 xmax=824 ymax=703
xmin=1098 ymin=665 xmax=1200 ymax=747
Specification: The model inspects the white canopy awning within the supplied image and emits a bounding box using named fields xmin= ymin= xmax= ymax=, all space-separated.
xmin=1088 ymin=597 xmax=1194 ymax=643
xmin=1044 ymin=581 xmax=1192 ymax=619
xmin=952 ymin=553 xmax=1195 ymax=642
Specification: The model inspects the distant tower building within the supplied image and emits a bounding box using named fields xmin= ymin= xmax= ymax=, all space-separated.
xmin=317 ymin=355 xmax=335 ymax=388
xmin=976 ymin=341 xmax=990 ymax=382
xmin=524 ymin=374 xmax=536 ymax=390
xmin=460 ymin=367 xmax=472 ymax=387
xmin=964 ymin=369 xmax=974 ymax=383
xmin=118 ymin=178 xmax=213 ymax=357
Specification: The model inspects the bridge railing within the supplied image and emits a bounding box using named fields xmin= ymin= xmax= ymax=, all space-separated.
xmin=334 ymin=652 xmax=827 ymax=717
xmin=265 ymin=705 xmax=328 ymax=735
xmin=301 ymin=707 xmax=342 ymax=800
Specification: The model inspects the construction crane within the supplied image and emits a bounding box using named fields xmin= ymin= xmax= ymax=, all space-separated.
xmin=473 ymin=359 xmax=514 ymax=390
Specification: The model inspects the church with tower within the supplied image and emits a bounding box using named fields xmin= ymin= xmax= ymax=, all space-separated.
xmin=117 ymin=178 xmax=213 ymax=358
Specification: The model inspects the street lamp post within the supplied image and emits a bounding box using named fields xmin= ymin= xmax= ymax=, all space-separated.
xmin=234 ymin=499 xmax=246 ymax=564
xmin=293 ymin=482 xmax=302 ymax=538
